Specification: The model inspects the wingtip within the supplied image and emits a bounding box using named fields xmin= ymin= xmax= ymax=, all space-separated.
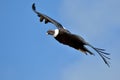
xmin=32 ymin=3 xmax=35 ymax=10
xmin=105 ymin=60 xmax=111 ymax=68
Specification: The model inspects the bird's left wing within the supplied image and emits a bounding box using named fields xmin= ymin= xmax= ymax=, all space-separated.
xmin=32 ymin=3 xmax=64 ymax=29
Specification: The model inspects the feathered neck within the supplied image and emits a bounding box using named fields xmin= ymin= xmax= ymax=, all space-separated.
xmin=53 ymin=29 xmax=59 ymax=37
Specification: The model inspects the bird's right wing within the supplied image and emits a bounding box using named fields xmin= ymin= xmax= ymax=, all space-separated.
xmin=74 ymin=34 xmax=110 ymax=67
xmin=32 ymin=3 xmax=64 ymax=29
xmin=87 ymin=43 xmax=110 ymax=67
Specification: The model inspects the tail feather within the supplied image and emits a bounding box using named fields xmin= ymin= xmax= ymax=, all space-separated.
xmin=86 ymin=49 xmax=95 ymax=55
xmin=78 ymin=47 xmax=94 ymax=55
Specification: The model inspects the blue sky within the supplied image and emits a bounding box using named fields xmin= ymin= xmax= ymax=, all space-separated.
xmin=0 ymin=0 xmax=120 ymax=80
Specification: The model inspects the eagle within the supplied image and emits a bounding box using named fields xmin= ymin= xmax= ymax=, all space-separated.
xmin=32 ymin=3 xmax=110 ymax=67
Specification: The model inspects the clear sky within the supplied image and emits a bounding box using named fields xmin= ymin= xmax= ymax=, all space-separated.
xmin=0 ymin=0 xmax=120 ymax=80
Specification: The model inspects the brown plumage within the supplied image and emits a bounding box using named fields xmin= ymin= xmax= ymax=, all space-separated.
xmin=32 ymin=3 xmax=110 ymax=67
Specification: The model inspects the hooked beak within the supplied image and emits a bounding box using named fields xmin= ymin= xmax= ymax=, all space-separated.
xmin=46 ymin=32 xmax=48 ymax=35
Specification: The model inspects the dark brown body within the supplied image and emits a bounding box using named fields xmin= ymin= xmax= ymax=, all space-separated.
xmin=54 ymin=29 xmax=88 ymax=53
xmin=32 ymin=3 xmax=110 ymax=67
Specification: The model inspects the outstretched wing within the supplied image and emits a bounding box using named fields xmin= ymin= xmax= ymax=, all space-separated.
xmin=87 ymin=43 xmax=110 ymax=67
xmin=74 ymin=34 xmax=110 ymax=67
xmin=75 ymin=34 xmax=110 ymax=67
xmin=32 ymin=3 xmax=64 ymax=29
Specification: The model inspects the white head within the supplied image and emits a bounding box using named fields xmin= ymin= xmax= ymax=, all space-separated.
xmin=47 ymin=29 xmax=59 ymax=37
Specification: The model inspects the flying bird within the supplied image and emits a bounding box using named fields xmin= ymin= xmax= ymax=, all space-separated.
xmin=32 ymin=3 xmax=110 ymax=67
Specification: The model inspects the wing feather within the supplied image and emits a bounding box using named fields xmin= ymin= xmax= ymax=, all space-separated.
xmin=32 ymin=3 xmax=64 ymax=29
